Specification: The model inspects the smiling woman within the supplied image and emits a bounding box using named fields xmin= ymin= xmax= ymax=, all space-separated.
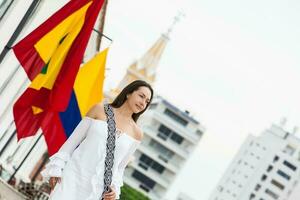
xmin=41 ymin=80 xmax=154 ymax=200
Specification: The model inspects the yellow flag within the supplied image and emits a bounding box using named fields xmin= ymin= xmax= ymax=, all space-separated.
xmin=74 ymin=48 xmax=109 ymax=116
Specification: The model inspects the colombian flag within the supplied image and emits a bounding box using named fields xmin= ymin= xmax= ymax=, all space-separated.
xmin=12 ymin=0 xmax=105 ymax=154
xmin=42 ymin=49 xmax=108 ymax=155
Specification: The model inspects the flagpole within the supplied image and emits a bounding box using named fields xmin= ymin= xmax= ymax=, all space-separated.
xmin=8 ymin=132 xmax=43 ymax=183
xmin=0 ymin=0 xmax=42 ymax=65
xmin=96 ymin=0 xmax=109 ymax=50
xmin=31 ymin=151 xmax=48 ymax=182
xmin=0 ymin=130 xmax=16 ymax=157
xmin=93 ymin=28 xmax=113 ymax=42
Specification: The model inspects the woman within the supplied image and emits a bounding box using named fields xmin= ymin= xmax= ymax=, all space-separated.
xmin=41 ymin=80 xmax=153 ymax=200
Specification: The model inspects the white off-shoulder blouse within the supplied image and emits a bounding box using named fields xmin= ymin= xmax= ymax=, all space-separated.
xmin=41 ymin=116 xmax=141 ymax=200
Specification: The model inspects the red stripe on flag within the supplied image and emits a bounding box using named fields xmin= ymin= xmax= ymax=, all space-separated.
xmin=49 ymin=0 xmax=105 ymax=112
xmin=13 ymin=0 xmax=94 ymax=80
xmin=13 ymin=87 xmax=49 ymax=139
xmin=14 ymin=88 xmax=68 ymax=155
xmin=41 ymin=112 xmax=67 ymax=155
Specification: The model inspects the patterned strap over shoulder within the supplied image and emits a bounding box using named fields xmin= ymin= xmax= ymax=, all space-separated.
xmin=101 ymin=103 xmax=117 ymax=199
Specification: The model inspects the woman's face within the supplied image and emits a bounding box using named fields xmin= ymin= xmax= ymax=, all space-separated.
xmin=128 ymin=86 xmax=152 ymax=113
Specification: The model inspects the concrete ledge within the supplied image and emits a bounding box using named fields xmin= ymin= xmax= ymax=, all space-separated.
xmin=0 ymin=178 xmax=26 ymax=200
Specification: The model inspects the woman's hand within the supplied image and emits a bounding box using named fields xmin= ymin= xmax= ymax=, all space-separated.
xmin=49 ymin=177 xmax=61 ymax=191
xmin=103 ymin=185 xmax=116 ymax=200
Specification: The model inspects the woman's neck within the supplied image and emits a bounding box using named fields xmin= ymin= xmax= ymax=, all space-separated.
xmin=113 ymin=102 xmax=133 ymax=120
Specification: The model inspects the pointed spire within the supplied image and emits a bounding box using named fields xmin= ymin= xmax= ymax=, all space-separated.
xmin=105 ymin=13 xmax=184 ymax=100
xmin=165 ymin=11 xmax=185 ymax=38
xmin=127 ymin=12 xmax=185 ymax=83
xmin=133 ymin=11 xmax=185 ymax=80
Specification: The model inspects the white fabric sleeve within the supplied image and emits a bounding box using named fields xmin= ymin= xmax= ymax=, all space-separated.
xmin=41 ymin=116 xmax=92 ymax=181
xmin=112 ymin=142 xmax=140 ymax=199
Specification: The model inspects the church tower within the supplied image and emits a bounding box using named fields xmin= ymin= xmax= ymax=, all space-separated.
xmin=105 ymin=14 xmax=183 ymax=101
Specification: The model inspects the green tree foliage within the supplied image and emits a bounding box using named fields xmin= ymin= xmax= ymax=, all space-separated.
xmin=120 ymin=183 xmax=150 ymax=200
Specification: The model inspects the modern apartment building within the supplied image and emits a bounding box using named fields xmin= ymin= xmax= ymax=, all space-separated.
xmin=123 ymin=96 xmax=204 ymax=199
xmin=209 ymin=123 xmax=300 ymax=200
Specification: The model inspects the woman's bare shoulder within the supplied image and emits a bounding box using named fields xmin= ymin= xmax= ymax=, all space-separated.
xmin=86 ymin=101 xmax=106 ymax=120
xmin=133 ymin=123 xmax=144 ymax=141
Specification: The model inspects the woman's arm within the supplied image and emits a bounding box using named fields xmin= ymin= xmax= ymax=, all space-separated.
xmin=112 ymin=127 xmax=143 ymax=199
xmin=112 ymin=142 xmax=140 ymax=199
xmin=41 ymin=116 xmax=92 ymax=181
xmin=41 ymin=104 xmax=101 ymax=181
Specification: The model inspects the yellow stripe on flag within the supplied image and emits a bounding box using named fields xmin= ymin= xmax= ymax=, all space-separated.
xmin=30 ymin=2 xmax=92 ymax=90
xmin=74 ymin=48 xmax=108 ymax=116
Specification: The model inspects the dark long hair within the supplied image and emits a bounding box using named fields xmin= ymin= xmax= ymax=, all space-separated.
xmin=110 ymin=80 xmax=154 ymax=122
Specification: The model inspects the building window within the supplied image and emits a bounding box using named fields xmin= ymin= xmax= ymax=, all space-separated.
xmin=152 ymin=162 xmax=165 ymax=173
xmin=277 ymin=169 xmax=291 ymax=180
xmin=196 ymin=129 xmax=203 ymax=137
xmin=139 ymin=154 xmax=165 ymax=174
xmin=261 ymin=174 xmax=267 ymax=181
xmin=0 ymin=0 xmax=14 ymax=20
xmin=164 ymin=108 xmax=188 ymax=126
xmin=217 ymin=185 xmax=223 ymax=192
xmin=138 ymin=163 xmax=148 ymax=170
xmin=149 ymin=103 xmax=158 ymax=109
xmin=158 ymin=124 xmax=184 ymax=144
xmin=283 ymin=145 xmax=295 ymax=156
xmin=267 ymin=165 xmax=273 ymax=172
xmin=149 ymin=140 xmax=174 ymax=163
xmin=158 ymin=125 xmax=171 ymax=140
xmin=283 ymin=160 xmax=297 ymax=171
xmin=139 ymin=184 xmax=150 ymax=192
xmin=271 ymin=179 xmax=285 ymax=190
xmin=265 ymin=188 xmax=279 ymax=199
xmin=273 ymin=155 xmax=279 ymax=163
xmin=132 ymin=170 xmax=156 ymax=191
xmin=255 ymin=184 xmax=261 ymax=191
xmin=139 ymin=154 xmax=153 ymax=170
xmin=170 ymin=133 xmax=183 ymax=144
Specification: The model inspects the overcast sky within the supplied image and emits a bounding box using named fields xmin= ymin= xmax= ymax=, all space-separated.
xmin=28 ymin=0 xmax=300 ymax=199
xmin=102 ymin=0 xmax=300 ymax=199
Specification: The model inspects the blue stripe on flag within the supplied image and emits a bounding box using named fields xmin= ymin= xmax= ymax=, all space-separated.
xmin=59 ymin=90 xmax=82 ymax=138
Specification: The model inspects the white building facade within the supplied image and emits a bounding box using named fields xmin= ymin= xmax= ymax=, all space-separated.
xmin=176 ymin=192 xmax=195 ymax=200
xmin=209 ymin=124 xmax=300 ymax=200
xmin=289 ymin=183 xmax=300 ymax=200
xmin=124 ymin=96 xmax=204 ymax=199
